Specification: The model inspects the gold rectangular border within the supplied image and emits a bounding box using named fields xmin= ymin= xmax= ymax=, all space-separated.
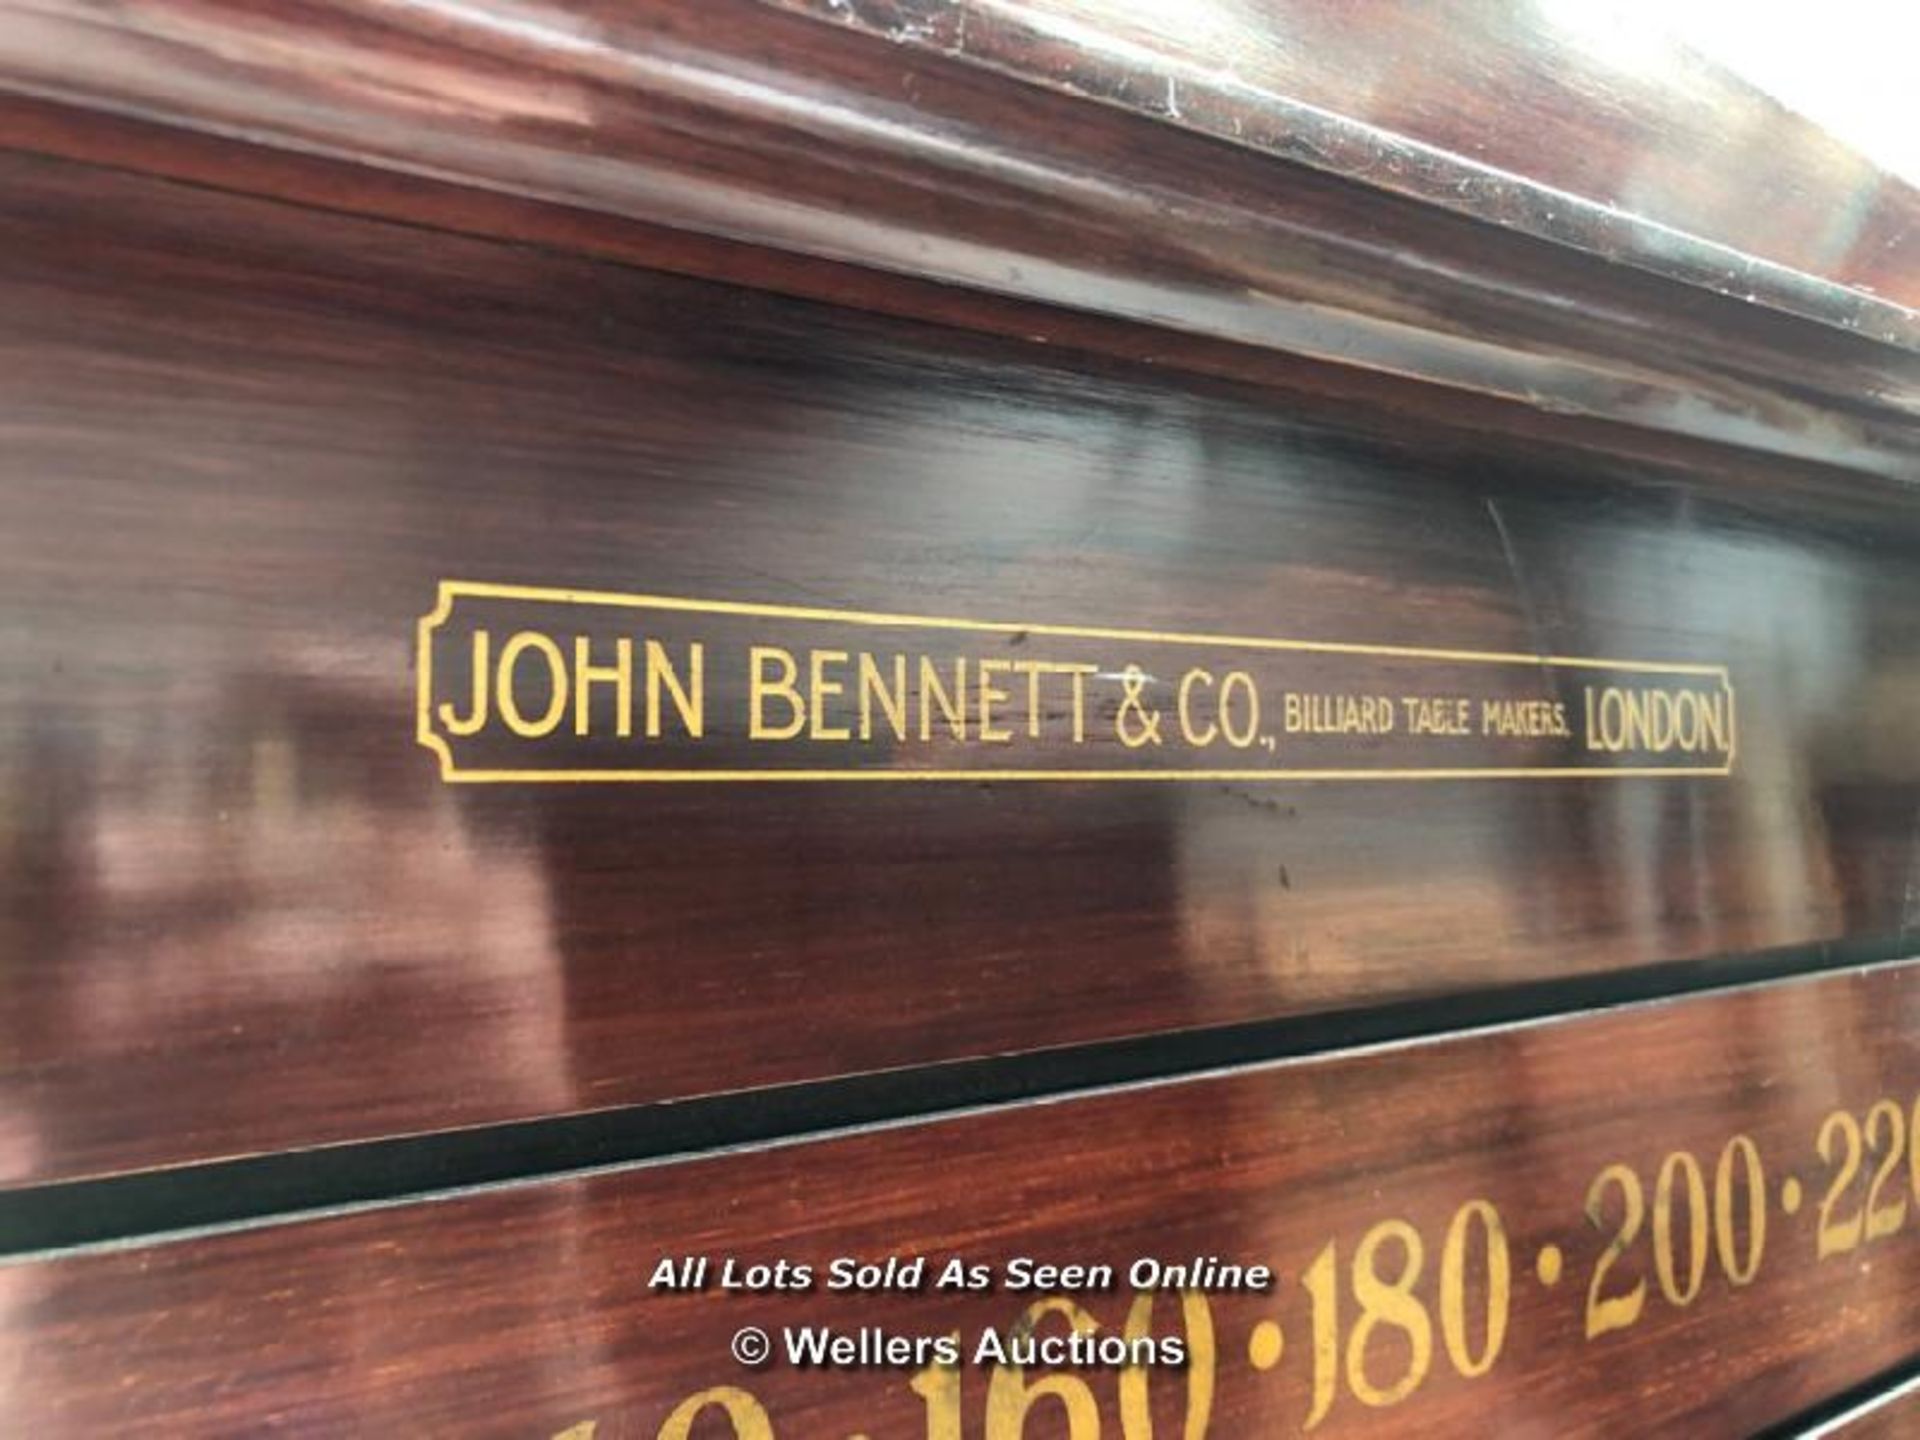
xmin=417 ymin=580 xmax=1738 ymax=782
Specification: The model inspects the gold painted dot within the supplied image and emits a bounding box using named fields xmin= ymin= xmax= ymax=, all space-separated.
xmin=1536 ymin=1244 xmax=1564 ymax=1287
xmin=1248 ymin=1320 xmax=1285 ymax=1370
xmin=1783 ymin=1177 xmax=1803 ymax=1215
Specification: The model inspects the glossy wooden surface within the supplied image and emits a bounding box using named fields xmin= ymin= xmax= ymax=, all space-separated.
xmin=779 ymin=0 xmax=1920 ymax=325
xmin=3 ymin=146 xmax=1919 ymax=1188
xmin=8 ymin=962 xmax=1920 ymax=1436
xmin=2 ymin=2 xmax=1916 ymax=483
xmin=2 ymin=4 xmax=1916 ymax=1429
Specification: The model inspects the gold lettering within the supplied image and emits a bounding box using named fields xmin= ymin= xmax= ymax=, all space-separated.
xmin=1179 ymin=669 xmax=1218 ymax=746
xmin=497 ymin=631 xmax=568 ymax=737
xmin=978 ymin=659 xmax=1013 ymax=744
xmin=860 ymin=652 xmax=908 ymax=742
xmin=418 ymin=583 xmax=1733 ymax=783
xmin=1289 ymin=693 xmax=1397 ymax=735
xmin=1480 ymin=697 xmax=1570 ymax=739
xmin=1439 ymin=1200 xmax=1509 ymax=1379
xmin=1120 ymin=1290 xmax=1215 ymax=1440
xmin=573 ymin=636 xmax=632 ymax=738
xmin=911 ymin=1341 xmax=964 ymax=1440
xmin=1219 ymin=671 xmax=1260 ymax=749
xmin=985 ymin=1299 xmax=1102 ymax=1440
xmin=646 ymin=640 xmax=704 ymax=739
xmin=808 ymin=649 xmax=851 ymax=742
xmin=1697 ymin=690 xmax=1729 ymax=753
xmin=919 ymin=657 xmax=968 ymax=741
xmin=1019 ymin=661 xmax=1095 ymax=744
xmin=1623 ymin=689 xmax=1650 ymax=749
xmin=1346 ymin=1219 xmax=1432 ymax=1407
xmin=749 ymin=646 xmax=804 ymax=740
xmin=1584 ymin=686 xmax=1728 ymax=755
xmin=656 ymin=1387 xmax=774 ymax=1440
xmin=1013 ymin=661 xmax=1047 ymax=740
xmin=1400 ymin=695 xmax=1470 ymax=736
xmin=439 ymin=627 xmax=492 ymax=735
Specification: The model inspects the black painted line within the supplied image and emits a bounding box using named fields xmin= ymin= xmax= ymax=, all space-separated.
xmin=0 ymin=933 xmax=1912 ymax=1259
xmin=1756 ymin=1355 xmax=1920 ymax=1437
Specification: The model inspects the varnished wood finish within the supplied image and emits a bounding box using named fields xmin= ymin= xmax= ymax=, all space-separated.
xmin=777 ymin=0 xmax=1920 ymax=325
xmin=8 ymin=963 xmax=1920 ymax=1436
xmin=1 ymin=94 xmax=1910 ymax=535
xmin=1 ymin=3 xmax=1916 ymax=482
xmin=3 ymin=150 xmax=1919 ymax=1187
xmin=3 ymin=5 xmax=1919 ymax=1427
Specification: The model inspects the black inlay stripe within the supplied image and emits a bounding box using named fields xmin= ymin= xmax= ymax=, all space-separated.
xmin=1754 ymin=1354 xmax=1920 ymax=1437
xmin=1 ymin=934 xmax=1912 ymax=1258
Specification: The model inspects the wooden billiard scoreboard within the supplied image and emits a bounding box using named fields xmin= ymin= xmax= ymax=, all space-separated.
xmin=0 ymin=2 xmax=1916 ymax=1435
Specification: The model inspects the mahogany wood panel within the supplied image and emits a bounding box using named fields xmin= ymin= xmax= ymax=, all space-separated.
xmin=778 ymin=0 xmax=1920 ymax=322
xmin=2 ymin=94 xmax=1912 ymax=530
xmin=1 ymin=2 xmax=1916 ymax=483
xmin=8 ymin=962 xmax=1920 ymax=1436
xmin=2 ymin=148 xmax=1919 ymax=1187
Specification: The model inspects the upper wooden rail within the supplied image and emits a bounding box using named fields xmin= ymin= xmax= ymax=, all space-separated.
xmin=770 ymin=0 xmax=1920 ymax=332
xmin=0 ymin=0 xmax=1916 ymax=483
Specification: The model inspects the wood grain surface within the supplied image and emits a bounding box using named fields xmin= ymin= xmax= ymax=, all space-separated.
xmin=1 ymin=2 xmax=1916 ymax=483
xmin=1 ymin=148 xmax=1918 ymax=1188
xmin=4 ymin=9 xmax=1917 ymax=1431
xmin=7 ymin=961 xmax=1920 ymax=1437
xmin=774 ymin=0 xmax=1920 ymax=323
